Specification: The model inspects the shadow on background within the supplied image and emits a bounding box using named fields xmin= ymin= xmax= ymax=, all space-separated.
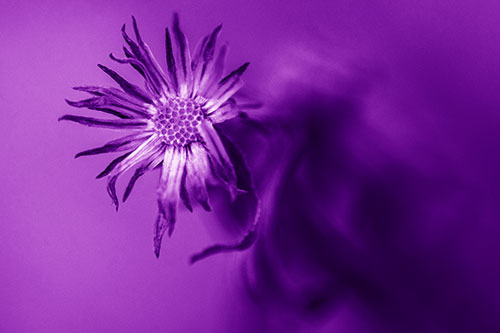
xmin=226 ymin=75 xmax=500 ymax=332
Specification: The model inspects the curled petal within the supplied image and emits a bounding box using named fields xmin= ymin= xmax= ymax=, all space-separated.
xmin=190 ymin=129 xmax=260 ymax=264
xmin=99 ymin=136 xmax=163 ymax=207
xmin=107 ymin=175 xmax=119 ymax=210
xmin=189 ymin=226 xmax=258 ymax=264
xmin=123 ymin=147 xmax=165 ymax=202
xmin=123 ymin=47 xmax=146 ymax=77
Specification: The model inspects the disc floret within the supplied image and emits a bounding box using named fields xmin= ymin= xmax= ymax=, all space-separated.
xmin=153 ymin=97 xmax=204 ymax=147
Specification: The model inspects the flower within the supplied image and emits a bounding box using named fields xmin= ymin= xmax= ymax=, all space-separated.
xmin=59 ymin=15 xmax=257 ymax=261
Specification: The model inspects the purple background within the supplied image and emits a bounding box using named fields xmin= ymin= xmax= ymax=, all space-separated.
xmin=2 ymin=0 xmax=500 ymax=332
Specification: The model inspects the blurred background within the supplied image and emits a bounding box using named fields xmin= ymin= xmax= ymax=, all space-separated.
xmin=1 ymin=0 xmax=500 ymax=332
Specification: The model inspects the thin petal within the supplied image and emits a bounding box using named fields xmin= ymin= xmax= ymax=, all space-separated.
xmin=108 ymin=54 xmax=158 ymax=96
xmin=190 ymin=130 xmax=261 ymax=264
xmin=96 ymin=152 xmax=132 ymax=179
xmin=153 ymin=204 xmax=174 ymax=258
xmin=191 ymin=35 xmax=209 ymax=73
xmin=110 ymin=135 xmax=162 ymax=177
xmin=156 ymin=146 xmax=187 ymax=241
xmin=165 ymin=28 xmax=179 ymax=92
xmin=172 ymin=13 xmax=193 ymax=97
xmin=121 ymin=18 xmax=172 ymax=97
xmin=123 ymin=147 xmax=165 ymax=202
xmin=123 ymin=47 xmax=146 ymax=77
xmin=199 ymin=121 xmax=237 ymax=199
xmin=191 ymin=25 xmax=223 ymax=96
xmin=107 ymin=175 xmax=119 ymax=211
xmin=203 ymin=62 xmax=249 ymax=113
xmin=75 ymin=132 xmax=151 ymax=158
xmin=97 ymin=64 xmax=153 ymax=104
xmin=96 ymin=135 xmax=160 ymax=179
xmin=206 ymin=98 xmax=239 ymax=123
xmin=220 ymin=62 xmax=250 ymax=86
xmin=185 ymin=143 xmax=211 ymax=211
xmin=99 ymin=137 xmax=162 ymax=208
xmin=189 ymin=227 xmax=258 ymax=264
xmin=65 ymin=98 xmax=130 ymax=119
xmin=70 ymin=86 xmax=153 ymax=118
xmin=58 ymin=115 xmax=148 ymax=129
xmin=198 ymin=44 xmax=227 ymax=96
xmin=179 ymin=169 xmax=192 ymax=212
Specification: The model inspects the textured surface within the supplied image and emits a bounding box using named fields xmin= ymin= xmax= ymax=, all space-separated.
xmin=2 ymin=0 xmax=500 ymax=332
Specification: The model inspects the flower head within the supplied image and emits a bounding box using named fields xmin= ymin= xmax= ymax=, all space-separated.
xmin=60 ymin=15 xmax=257 ymax=261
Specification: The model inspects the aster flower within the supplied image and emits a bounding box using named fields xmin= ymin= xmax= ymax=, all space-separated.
xmin=59 ymin=15 xmax=259 ymax=262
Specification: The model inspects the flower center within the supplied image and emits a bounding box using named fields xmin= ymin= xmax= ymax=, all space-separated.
xmin=153 ymin=97 xmax=204 ymax=147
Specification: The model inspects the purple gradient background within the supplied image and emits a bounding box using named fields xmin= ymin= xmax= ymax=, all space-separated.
xmin=2 ymin=0 xmax=500 ymax=332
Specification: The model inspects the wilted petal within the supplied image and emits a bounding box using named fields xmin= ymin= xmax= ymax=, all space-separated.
xmin=199 ymin=121 xmax=237 ymax=198
xmin=58 ymin=115 xmax=148 ymax=129
xmin=203 ymin=62 xmax=249 ymax=113
xmin=153 ymin=203 xmax=174 ymax=258
xmin=96 ymin=135 xmax=160 ymax=179
xmin=61 ymin=14 xmax=255 ymax=263
xmin=97 ymin=64 xmax=153 ymax=104
xmin=110 ymin=135 xmax=162 ymax=177
xmin=122 ymin=46 xmax=146 ymax=78
xmin=171 ymin=13 xmax=193 ymax=97
xmin=206 ymin=98 xmax=239 ymax=123
xmin=123 ymin=147 xmax=165 ymax=202
xmin=121 ymin=17 xmax=172 ymax=97
xmin=164 ymin=28 xmax=179 ymax=93
xmin=189 ymin=226 xmax=258 ymax=264
xmin=154 ymin=146 xmax=187 ymax=256
xmin=65 ymin=98 xmax=129 ymax=119
xmin=70 ymin=86 xmax=153 ymax=118
xmin=97 ymin=136 xmax=163 ymax=208
xmin=191 ymin=25 xmax=222 ymax=96
xmin=198 ymin=44 xmax=227 ymax=96
xmin=96 ymin=152 xmax=132 ymax=179
xmin=75 ymin=132 xmax=151 ymax=158
xmin=184 ymin=143 xmax=211 ymax=211
xmin=191 ymin=130 xmax=260 ymax=264
xmin=106 ymin=175 xmax=119 ymax=210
